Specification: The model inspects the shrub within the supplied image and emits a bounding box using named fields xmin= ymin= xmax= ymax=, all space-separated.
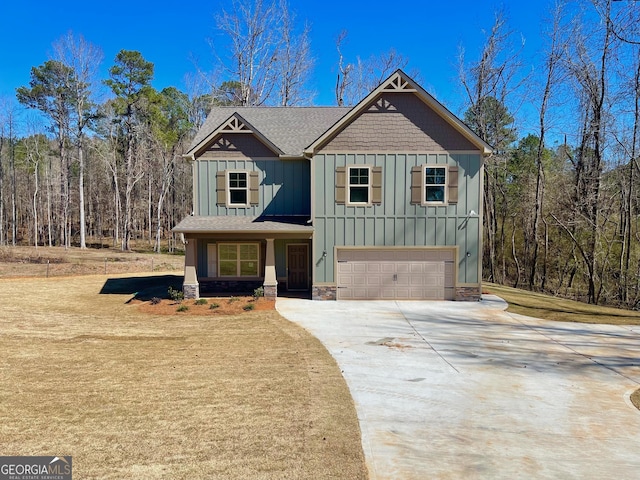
xmin=195 ymin=298 xmax=208 ymax=305
xmin=209 ymin=303 xmax=220 ymax=310
xmin=176 ymin=304 xmax=189 ymax=312
xmin=253 ymin=286 xmax=264 ymax=299
xmin=243 ymin=303 xmax=255 ymax=311
xmin=228 ymin=296 xmax=240 ymax=304
xmin=150 ymin=297 xmax=162 ymax=305
xmin=168 ymin=286 xmax=184 ymax=302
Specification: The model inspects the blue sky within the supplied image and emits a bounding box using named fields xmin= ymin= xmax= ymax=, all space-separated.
xmin=0 ymin=0 xmax=551 ymax=122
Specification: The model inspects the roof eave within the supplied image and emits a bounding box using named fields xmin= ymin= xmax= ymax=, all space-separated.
xmin=172 ymin=227 xmax=314 ymax=234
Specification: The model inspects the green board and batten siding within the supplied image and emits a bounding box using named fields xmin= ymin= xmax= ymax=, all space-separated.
xmin=312 ymin=152 xmax=482 ymax=286
xmin=195 ymin=158 xmax=311 ymax=217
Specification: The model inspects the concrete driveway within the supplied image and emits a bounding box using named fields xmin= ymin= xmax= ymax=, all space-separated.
xmin=276 ymin=296 xmax=640 ymax=479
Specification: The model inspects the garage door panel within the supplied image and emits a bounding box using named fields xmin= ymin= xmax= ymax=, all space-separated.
xmin=336 ymin=249 xmax=455 ymax=300
xmin=379 ymin=287 xmax=399 ymax=298
xmin=381 ymin=263 xmax=395 ymax=274
xmin=353 ymin=263 xmax=367 ymax=274
xmin=337 ymin=262 xmax=352 ymax=273
xmin=396 ymin=263 xmax=410 ymax=273
xmin=409 ymin=263 xmax=424 ymax=274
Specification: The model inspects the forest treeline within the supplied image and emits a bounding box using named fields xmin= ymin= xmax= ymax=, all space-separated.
xmin=1 ymin=0 xmax=640 ymax=309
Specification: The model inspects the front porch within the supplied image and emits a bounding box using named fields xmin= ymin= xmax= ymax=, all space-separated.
xmin=173 ymin=215 xmax=314 ymax=300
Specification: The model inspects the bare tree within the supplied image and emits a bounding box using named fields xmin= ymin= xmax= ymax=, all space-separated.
xmin=212 ymin=0 xmax=314 ymax=106
xmin=151 ymin=87 xmax=191 ymax=253
xmin=459 ymin=10 xmax=523 ymax=283
xmin=334 ymin=30 xmax=410 ymax=106
xmin=53 ymin=32 xmax=103 ymax=249
xmin=595 ymin=0 xmax=640 ymax=303
xmin=0 ymin=98 xmax=10 ymax=245
xmin=529 ymin=1 xmax=568 ymax=289
xmin=556 ymin=0 xmax=615 ymax=304
xmin=335 ymin=30 xmax=352 ymax=106
xmin=93 ymin=102 xmax=122 ymax=247
xmin=184 ymin=72 xmax=213 ymax=131
xmin=16 ymin=60 xmax=76 ymax=247
xmin=104 ymin=50 xmax=155 ymax=251
xmin=277 ymin=2 xmax=314 ymax=106
xmin=22 ymin=123 xmax=47 ymax=247
xmin=214 ymin=0 xmax=280 ymax=105
xmin=1 ymin=103 xmax=19 ymax=246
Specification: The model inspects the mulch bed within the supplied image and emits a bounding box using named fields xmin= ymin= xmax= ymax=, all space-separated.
xmin=135 ymin=296 xmax=276 ymax=315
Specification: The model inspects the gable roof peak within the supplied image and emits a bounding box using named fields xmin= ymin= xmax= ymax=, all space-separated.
xmin=380 ymin=70 xmax=417 ymax=93
xmin=304 ymin=69 xmax=493 ymax=156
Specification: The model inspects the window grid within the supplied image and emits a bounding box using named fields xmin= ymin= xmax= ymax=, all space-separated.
xmin=218 ymin=243 xmax=259 ymax=277
xmin=348 ymin=167 xmax=370 ymax=204
xmin=228 ymin=172 xmax=248 ymax=206
xmin=425 ymin=167 xmax=446 ymax=203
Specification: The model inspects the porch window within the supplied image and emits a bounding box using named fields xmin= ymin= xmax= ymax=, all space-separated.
xmin=348 ymin=167 xmax=370 ymax=204
xmin=218 ymin=243 xmax=260 ymax=277
xmin=425 ymin=167 xmax=446 ymax=203
xmin=228 ymin=172 xmax=248 ymax=206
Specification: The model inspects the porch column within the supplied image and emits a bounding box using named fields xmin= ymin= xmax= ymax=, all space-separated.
xmin=183 ymin=237 xmax=199 ymax=299
xmin=263 ymin=238 xmax=277 ymax=299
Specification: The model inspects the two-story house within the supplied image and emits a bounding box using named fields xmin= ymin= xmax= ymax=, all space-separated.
xmin=173 ymin=70 xmax=491 ymax=301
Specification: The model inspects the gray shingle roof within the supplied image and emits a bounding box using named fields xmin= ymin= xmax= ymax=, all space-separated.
xmin=173 ymin=215 xmax=314 ymax=233
xmin=188 ymin=107 xmax=351 ymax=156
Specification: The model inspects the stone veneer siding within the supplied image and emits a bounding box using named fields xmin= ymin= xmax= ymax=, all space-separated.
xmin=456 ymin=286 xmax=481 ymax=301
xmin=183 ymin=283 xmax=200 ymax=300
xmin=312 ymin=285 xmax=337 ymax=301
xmin=263 ymin=285 xmax=277 ymax=299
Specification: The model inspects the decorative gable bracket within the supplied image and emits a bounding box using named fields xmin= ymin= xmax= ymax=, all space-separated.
xmin=185 ymin=112 xmax=284 ymax=159
xmin=219 ymin=116 xmax=253 ymax=133
xmin=380 ymin=73 xmax=417 ymax=93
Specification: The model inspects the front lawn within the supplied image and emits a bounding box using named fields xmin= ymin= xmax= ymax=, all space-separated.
xmin=0 ymin=273 xmax=367 ymax=479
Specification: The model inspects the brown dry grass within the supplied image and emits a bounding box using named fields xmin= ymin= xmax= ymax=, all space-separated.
xmin=485 ymin=282 xmax=640 ymax=325
xmin=0 ymin=272 xmax=367 ymax=479
xmin=0 ymin=245 xmax=184 ymax=278
xmin=632 ymin=389 xmax=640 ymax=410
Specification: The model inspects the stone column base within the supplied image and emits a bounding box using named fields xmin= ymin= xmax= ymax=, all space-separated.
xmin=456 ymin=286 xmax=481 ymax=301
xmin=263 ymin=285 xmax=277 ymax=300
xmin=183 ymin=283 xmax=200 ymax=300
xmin=312 ymin=285 xmax=337 ymax=301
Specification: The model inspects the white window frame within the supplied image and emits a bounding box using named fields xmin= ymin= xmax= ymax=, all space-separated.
xmin=423 ymin=165 xmax=447 ymax=205
xmin=218 ymin=242 xmax=261 ymax=277
xmin=226 ymin=170 xmax=250 ymax=207
xmin=347 ymin=165 xmax=372 ymax=206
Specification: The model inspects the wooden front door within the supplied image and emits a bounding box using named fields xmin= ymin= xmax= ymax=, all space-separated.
xmin=287 ymin=244 xmax=309 ymax=291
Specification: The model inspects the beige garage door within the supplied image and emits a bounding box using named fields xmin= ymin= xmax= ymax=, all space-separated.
xmin=336 ymin=249 xmax=455 ymax=300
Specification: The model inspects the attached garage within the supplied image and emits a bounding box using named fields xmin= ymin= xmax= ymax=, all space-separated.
xmin=336 ymin=248 xmax=456 ymax=300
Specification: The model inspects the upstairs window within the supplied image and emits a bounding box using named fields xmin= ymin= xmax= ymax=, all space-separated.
xmin=216 ymin=170 xmax=260 ymax=208
xmin=335 ymin=165 xmax=382 ymax=206
xmin=348 ymin=167 xmax=370 ymax=204
xmin=425 ymin=167 xmax=446 ymax=203
xmin=228 ymin=172 xmax=248 ymax=206
xmin=410 ymin=164 xmax=459 ymax=206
